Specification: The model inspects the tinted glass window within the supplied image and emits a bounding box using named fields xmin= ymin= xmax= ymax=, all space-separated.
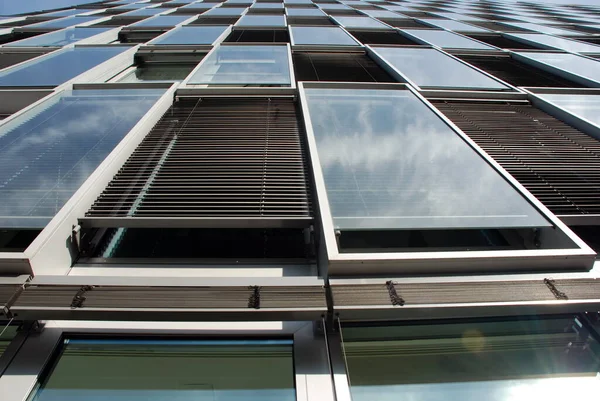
xmin=151 ymin=26 xmax=228 ymax=45
xmin=5 ymin=27 xmax=112 ymax=47
xmin=291 ymin=26 xmax=360 ymax=46
xmin=403 ymin=29 xmax=498 ymax=49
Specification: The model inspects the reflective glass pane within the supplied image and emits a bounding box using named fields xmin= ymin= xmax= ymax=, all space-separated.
xmin=188 ymin=45 xmax=291 ymax=86
xmin=361 ymin=10 xmax=407 ymax=19
xmin=372 ymin=47 xmax=509 ymax=89
xmin=537 ymin=93 xmax=600 ymax=126
xmin=41 ymin=9 xmax=95 ymax=17
xmin=252 ymin=3 xmax=284 ymax=8
xmin=0 ymin=46 xmax=130 ymax=87
xmin=402 ymin=29 xmax=496 ymax=49
xmin=27 ymin=16 xmax=103 ymax=29
xmin=430 ymin=12 xmax=484 ymax=21
xmin=291 ymin=26 xmax=360 ymax=46
xmin=507 ymin=33 xmax=600 ymax=53
xmin=130 ymin=15 xmax=192 ymax=27
xmin=343 ymin=317 xmax=600 ymax=401
xmin=203 ymin=7 xmax=247 ymax=16
xmin=5 ymin=27 xmax=112 ymax=47
xmin=517 ymin=52 xmax=600 ymax=86
xmin=318 ymin=4 xmax=352 ymax=10
xmin=334 ymin=16 xmax=390 ymax=30
xmin=0 ymin=88 xmax=165 ymax=228
xmin=151 ymin=25 xmax=228 ymax=45
xmin=237 ymin=15 xmax=286 ymax=28
xmin=503 ymin=21 xmax=581 ymax=35
xmin=303 ymin=88 xmax=549 ymax=230
xmin=286 ymin=8 xmax=326 ymax=17
xmin=419 ymin=18 xmax=489 ymax=32
xmin=31 ymin=339 xmax=296 ymax=401
xmin=121 ymin=7 xmax=171 ymax=16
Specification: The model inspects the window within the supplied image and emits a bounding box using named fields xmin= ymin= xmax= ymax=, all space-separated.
xmin=402 ymin=29 xmax=497 ymax=49
xmin=31 ymin=339 xmax=296 ymax=401
xmin=129 ymin=15 xmax=192 ymax=28
xmin=187 ymin=45 xmax=291 ymax=86
xmin=516 ymin=52 xmax=600 ymax=87
xmin=0 ymin=46 xmax=130 ymax=87
xmin=0 ymin=50 xmax=49 ymax=70
xmin=418 ymin=18 xmax=490 ymax=32
xmin=333 ymin=16 xmax=390 ymax=30
xmin=5 ymin=27 xmax=112 ymax=47
xmin=26 ymin=16 xmax=104 ymax=29
xmin=150 ymin=25 xmax=229 ymax=45
xmin=502 ymin=21 xmax=581 ymax=35
xmin=203 ymin=7 xmax=247 ymax=16
xmin=506 ymin=33 xmax=600 ymax=53
xmin=226 ymin=30 xmax=290 ymax=43
xmin=455 ymin=54 xmax=585 ymax=87
xmin=236 ymin=15 xmax=287 ymax=28
xmin=121 ymin=8 xmax=170 ymax=17
xmin=465 ymin=33 xmax=539 ymax=50
xmin=536 ymin=93 xmax=600 ymax=128
xmin=302 ymin=87 xmax=548 ymax=231
xmin=290 ymin=26 xmax=360 ymax=47
xmin=347 ymin=30 xmax=419 ymax=45
xmin=0 ymin=88 xmax=165 ymax=230
xmin=286 ymin=8 xmax=326 ymax=17
xmin=370 ymin=47 xmax=511 ymax=90
xmin=117 ymin=63 xmax=196 ymax=82
xmin=341 ymin=317 xmax=600 ymax=401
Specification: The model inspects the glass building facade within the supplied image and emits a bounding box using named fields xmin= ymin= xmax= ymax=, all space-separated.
xmin=1 ymin=1 xmax=600 ymax=401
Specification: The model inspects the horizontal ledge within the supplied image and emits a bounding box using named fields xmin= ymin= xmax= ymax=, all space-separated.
xmin=78 ymin=216 xmax=313 ymax=229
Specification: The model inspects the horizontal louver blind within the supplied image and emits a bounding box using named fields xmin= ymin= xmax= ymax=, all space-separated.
xmin=432 ymin=100 xmax=600 ymax=216
xmin=293 ymin=53 xmax=394 ymax=83
xmin=85 ymin=98 xmax=312 ymax=223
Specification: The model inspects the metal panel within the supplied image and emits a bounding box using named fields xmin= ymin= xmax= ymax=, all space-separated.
xmin=431 ymin=99 xmax=600 ymax=216
xmin=84 ymin=97 xmax=312 ymax=226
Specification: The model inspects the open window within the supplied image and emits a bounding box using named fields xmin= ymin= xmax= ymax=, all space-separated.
xmin=299 ymin=83 xmax=594 ymax=276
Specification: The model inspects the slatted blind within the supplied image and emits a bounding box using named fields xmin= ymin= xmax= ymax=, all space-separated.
xmin=431 ymin=100 xmax=600 ymax=216
xmin=293 ymin=53 xmax=395 ymax=82
xmin=84 ymin=98 xmax=312 ymax=227
xmin=457 ymin=54 xmax=584 ymax=87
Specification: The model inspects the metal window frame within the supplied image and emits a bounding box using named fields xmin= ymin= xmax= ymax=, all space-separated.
xmin=0 ymin=27 xmax=121 ymax=48
xmin=0 ymin=320 xmax=335 ymax=401
xmin=297 ymin=81 xmax=595 ymax=276
xmin=366 ymin=44 xmax=520 ymax=91
xmin=503 ymin=32 xmax=600 ymax=55
xmin=143 ymin=24 xmax=233 ymax=49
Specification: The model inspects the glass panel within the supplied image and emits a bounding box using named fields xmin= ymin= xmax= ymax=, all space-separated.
xmin=318 ymin=4 xmax=352 ymax=10
xmin=342 ymin=317 xmax=600 ymax=401
xmin=31 ymin=339 xmax=296 ymax=401
xmin=537 ymin=93 xmax=600 ymax=126
xmin=40 ymin=9 xmax=95 ymax=17
xmin=121 ymin=7 xmax=171 ymax=16
xmin=0 ymin=46 xmax=130 ymax=87
xmin=372 ymin=47 xmax=510 ymax=90
xmin=419 ymin=18 xmax=489 ymax=32
xmin=130 ymin=15 xmax=192 ymax=27
xmin=26 ymin=16 xmax=103 ymax=29
xmin=5 ymin=27 xmax=112 ymax=47
xmin=430 ymin=12 xmax=484 ymax=21
xmin=237 ymin=15 xmax=286 ymax=28
xmin=286 ymin=8 xmax=327 ymax=17
xmin=361 ymin=10 xmax=407 ymax=19
xmin=188 ymin=45 xmax=291 ymax=86
xmin=203 ymin=7 xmax=247 ymax=16
xmin=291 ymin=26 xmax=360 ymax=46
xmin=118 ymin=64 xmax=196 ymax=82
xmin=0 ymin=325 xmax=17 ymax=356
xmin=402 ymin=29 xmax=497 ymax=49
xmin=253 ymin=3 xmax=284 ymax=8
xmin=503 ymin=21 xmax=581 ymax=35
xmin=333 ymin=16 xmax=390 ymax=30
xmin=517 ymin=52 xmax=600 ymax=86
xmin=152 ymin=25 xmax=228 ymax=45
xmin=303 ymin=88 xmax=549 ymax=230
xmin=0 ymin=88 xmax=165 ymax=228
xmin=508 ymin=33 xmax=600 ymax=53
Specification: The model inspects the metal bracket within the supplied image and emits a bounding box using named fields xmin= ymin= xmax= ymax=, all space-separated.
xmin=71 ymin=285 xmax=94 ymax=309
xmin=544 ymin=278 xmax=568 ymax=300
xmin=386 ymin=281 xmax=405 ymax=306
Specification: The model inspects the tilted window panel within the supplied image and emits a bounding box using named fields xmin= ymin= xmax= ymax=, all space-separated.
xmin=431 ymin=100 xmax=600 ymax=217
xmin=84 ymin=98 xmax=312 ymax=227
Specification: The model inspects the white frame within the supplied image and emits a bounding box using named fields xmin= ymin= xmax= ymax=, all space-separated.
xmin=297 ymin=81 xmax=595 ymax=276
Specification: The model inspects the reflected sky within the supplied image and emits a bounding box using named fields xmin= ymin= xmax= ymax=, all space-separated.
xmin=188 ymin=46 xmax=291 ymax=86
xmin=503 ymin=21 xmax=581 ymax=35
xmin=32 ymin=340 xmax=295 ymax=401
xmin=0 ymin=46 xmax=130 ymax=87
xmin=152 ymin=26 xmax=228 ymax=45
xmin=5 ymin=27 xmax=112 ymax=47
xmin=402 ymin=29 xmax=496 ymax=49
xmin=334 ymin=16 xmax=389 ymax=30
xmin=27 ymin=15 xmax=103 ymax=29
xmin=286 ymin=8 xmax=326 ymax=17
xmin=372 ymin=47 xmax=510 ymax=89
xmin=538 ymin=93 xmax=600 ymax=126
xmin=237 ymin=15 xmax=286 ymax=27
xmin=517 ymin=52 xmax=600 ymax=85
xmin=418 ymin=18 xmax=489 ymax=32
xmin=508 ymin=33 xmax=600 ymax=53
xmin=0 ymin=89 xmax=165 ymax=229
xmin=291 ymin=26 xmax=360 ymax=46
xmin=304 ymin=88 xmax=549 ymax=230
xmin=130 ymin=15 xmax=192 ymax=28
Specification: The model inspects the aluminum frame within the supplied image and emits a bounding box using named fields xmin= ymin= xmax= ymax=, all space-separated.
xmin=0 ymin=320 xmax=334 ymax=401
xmin=297 ymin=81 xmax=596 ymax=276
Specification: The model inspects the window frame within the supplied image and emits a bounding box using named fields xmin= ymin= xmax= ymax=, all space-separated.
xmin=0 ymin=321 xmax=334 ymax=401
xmin=297 ymin=81 xmax=595 ymax=276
